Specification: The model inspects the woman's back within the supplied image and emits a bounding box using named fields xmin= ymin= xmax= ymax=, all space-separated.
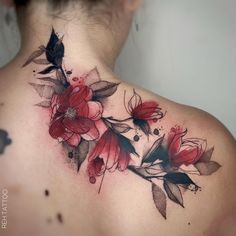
xmin=0 ymin=1 xmax=236 ymax=236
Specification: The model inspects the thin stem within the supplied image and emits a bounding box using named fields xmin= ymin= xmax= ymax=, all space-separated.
xmin=98 ymin=170 xmax=106 ymax=194
xmin=145 ymin=175 xmax=165 ymax=180
xmin=128 ymin=166 xmax=164 ymax=182
xmin=98 ymin=135 xmax=112 ymax=194
xmin=105 ymin=116 xmax=133 ymax=123
xmin=179 ymin=168 xmax=201 ymax=176
xmin=128 ymin=166 xmax=152 ymax=182
xmin=145 ymin=169 xmax=165 ymax=176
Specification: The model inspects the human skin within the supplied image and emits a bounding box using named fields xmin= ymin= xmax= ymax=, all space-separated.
xmin=0 ymin=1 xmax=236 ymax=236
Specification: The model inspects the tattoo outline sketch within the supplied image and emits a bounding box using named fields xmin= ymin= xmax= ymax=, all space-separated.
xmin=23 ymin=28 xmax=221 ymax=219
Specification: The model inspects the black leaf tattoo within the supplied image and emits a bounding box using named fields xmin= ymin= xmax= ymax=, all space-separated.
xmin=38 ymin=66 xmax=57 ymax=74
xmin=164 ymin=173 xmax=196 ymax=185
xmin=35 ymin=101 xmax=51 ymax=108
xmin=64 ymin=139 xmax=89 ymax=172
xmin=22 ymin=45 xmax=45 ymax=67
xmin=102 ymin=119 xmax=132 ymax=134
xmin=199 ymin=147 xmax=214 ymax=162
xmin=194 ymin=161 xmax=221 ymax=175
xmin=33 ymin=58 xmax=50 ymax=65
xmin=90 ymin=81 xmax=120 ymax=100
xmin=36 ymin=77 xmax=62 ymax=86
xmin=164 ymin=173 xmax=199 ymax=191
xmin=84 ymin=67 xmax=101 ymax=86
xmin=163 ymin=181 xmax=184 ymax=207
xmin=142 ymin=135 xmax=165 ymax=164
xmin=152 ymin=183 xmax=167 ymax=219
xmin=46 ymin=28 xmax=64 ymax=66
xmin=29 ymin=83 xmax=55 ymax=99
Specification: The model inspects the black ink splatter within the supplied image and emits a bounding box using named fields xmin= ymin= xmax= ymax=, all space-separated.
xmin=66 ymin=70 xmax=72 ymax=75
xmin=68 ymin=151 xmax=73 ymax=159
xmin=44 ymin=189 xmax=50 ymax=197
xmin=57 ymin=213 xmax=63 ymax=224
xmin=153 ymin=128 xmax=159 ymax=135
xmin=133 ymin=135 xmax=140 ymax=142
xmin=0 ymin=129 xmax=12 ymax=155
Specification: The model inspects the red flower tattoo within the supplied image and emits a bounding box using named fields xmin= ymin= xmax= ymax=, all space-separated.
xmin=87 ymin=129 xmax=138 ymax=184
xmin=23 ymin=28 xmax=221 ymax=219
xmin=126 ymin=90 xmax=164 ymax=135
xmin=167 ymin=126 xmax=207 ymax=167
xmin=49 ymin=85 xmax=103 ymax=147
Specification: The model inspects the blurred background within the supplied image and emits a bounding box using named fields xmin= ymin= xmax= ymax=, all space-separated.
xmin=0 ymin=0 xmax=235 ymax=137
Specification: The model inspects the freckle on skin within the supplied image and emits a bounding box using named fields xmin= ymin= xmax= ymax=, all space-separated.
xmin=57 ymin=213 xmax=63 ymax=224
xmin=44 ymin=189 xmax=50 ymax=197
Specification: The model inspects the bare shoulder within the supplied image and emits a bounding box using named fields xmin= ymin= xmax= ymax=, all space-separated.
xmin=179 ymin=104 xmax=236 ymax=156
xmin=178 ymin=106 xmax=236 ymax=235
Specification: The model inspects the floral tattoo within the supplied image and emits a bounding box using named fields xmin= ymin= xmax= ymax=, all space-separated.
xmin=23 ymin=28 xmax=221 ymax=219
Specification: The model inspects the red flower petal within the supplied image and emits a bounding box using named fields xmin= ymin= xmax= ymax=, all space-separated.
xmin=172 ymin=146 xmax=200 ymax=166
xmin=81 ymin=122 xmax=99 ymax=141
xmin=182 ymin=138 xmax=207 ymax=158
xmin=168 ymin=127 xmax=187 ymax=157
xmin=87 ymin=101 xmax=103 ymax=120
xmin=49 ymin=116 xmax=65 ymax=139
xmin=88 ymin=156 xmax=104 ymax=177
xmin=62 ymin=117 xmax=90 ymax=134
xmin=74 ymin=101 xmax=89 ymax=117
xmin=132 ymin=102 xmax=159 ymax=120
xmin=66 ymin=133 xmax=81 ymax=147
xmin=117 ymin=149 xmax=131 ymax=171
xmin=104 ymin=132 xmax=120 ymax=170
xmin=69 ymin=86 xmax=92 ymax=107
xmin=88 ymin=131 xmax=107 ymax=161
xmin=57 ymin=86 xmax=73 ymax=107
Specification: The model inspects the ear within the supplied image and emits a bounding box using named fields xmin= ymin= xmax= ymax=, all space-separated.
xmin=123 ymin=0 xmax=142 ymax=12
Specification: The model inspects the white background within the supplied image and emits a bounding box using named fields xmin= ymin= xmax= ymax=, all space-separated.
xmin=0 ymin=0 xmax=236 ymax=137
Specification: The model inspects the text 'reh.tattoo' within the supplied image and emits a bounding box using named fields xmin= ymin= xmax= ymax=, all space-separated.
xmin=23 ymin=28 xmax=221 ymax=219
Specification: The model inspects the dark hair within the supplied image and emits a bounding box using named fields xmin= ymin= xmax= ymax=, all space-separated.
xmin=14 ymin=0 xmax=105 ymax=7
xmin=14 ymin=0 xmax=116 ymax=25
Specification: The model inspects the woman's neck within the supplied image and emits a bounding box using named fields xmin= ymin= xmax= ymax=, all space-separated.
xmin=15 ymin=2 xmax=125 ymax=75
